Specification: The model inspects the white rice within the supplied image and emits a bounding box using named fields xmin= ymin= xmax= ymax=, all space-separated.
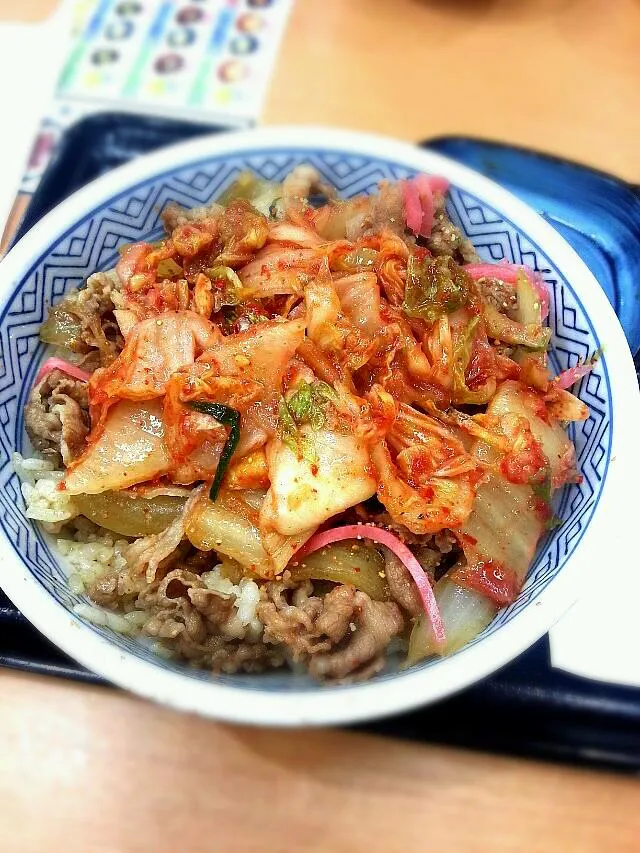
xmin=63 ymin=529 xmax=264 ymax=641
xmin=14 ymin=453 xmax=265 ymax=647
xmin=72 ymin=602 xmax=133 ymax=634
xmin=59 ymin=541 xmax=262 ymax=641
xmin=12 ymin=452 xmax=78 ymax=524
xmin=56 ymin=535 xmax=129 ymax=595
xmin=12 ymin=453 xmax=58 ymax=483
xmin=201 ymin=566 xmax=262 ymax=640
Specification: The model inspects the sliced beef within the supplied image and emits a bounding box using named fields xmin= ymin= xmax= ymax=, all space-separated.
xmin=143 ymin=600 xmax=208 ymax=645
xmin=41 ymin=270 xmax=123 ymax=368
xmin=426 ymin=197 xmax=479 ymax=264
xmin=141 ymin=597 xmax=284 ymax=673
xmin=209 ymin=641 xmax=285 ymax=674
xmin=383 ymin=535 xmax=459 ymax=616
xmin=258 ymin=578 xmax=333 ymax=659
xmin=258 ymin=577 xmax=404 ymax=683
xmin=24 ymin=369 xmax=89 ymax=466
xmin=345 ymin=182 xmax=405 ymax=241
xmin=309 ymin=592 xmax=404 ymax=681
xmin=96 ymin=563 xmax=284 ymax=673
xmin=315 ymin=584 xmax=357 ymax=643
xmin=477 ymin=276 xmax=518 ymax=314
xmin=384 ymin=552 xmax=422 ymax=617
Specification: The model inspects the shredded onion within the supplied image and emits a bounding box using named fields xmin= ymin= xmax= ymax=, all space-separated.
xmin=554 ymin=361 xmax=596 ymax=390
xmin=296 ymin=524 xmax=446 ymax=647
xmin=463 ymin=262 xmax=550 ymax=320
xmin=34 ymin=357 xmax=91 ymax=386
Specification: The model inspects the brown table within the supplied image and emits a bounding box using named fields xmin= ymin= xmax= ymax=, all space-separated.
xmin=1 ymin=1 xmax=639 ymax=850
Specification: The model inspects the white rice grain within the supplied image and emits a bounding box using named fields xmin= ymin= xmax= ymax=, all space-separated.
xmin=202 ymin=566 xmax=262 ymax=629
xmin=12 ymin=452 xmax=57 ymax=483
xmin=200 ymin=568 xmax=263 ymax=639
xmin=149 ymin=640 xmax=174 ymax=660
xmin=21 ymin=478 xmax=77 ymax=523
xmin=13 ymin=453 xmax=78 ymax=523
xmin=236 ymin=579 xmax=261 ymax=627
xmin=56 ymin=537 xmax=128 ymax=586
xmin=73 ymin=602 xmax=108 ymax=627
xmin=123 ymin=610 xmax=148 ymax=628
xmin=202 ymin=566 xmax=237 ymax=598
xmin=105 ymin=611 xmax=134 ymax=634
xmin=73 ymin=602 xmax=139 ymax=635
xmin=68 ymin=574 xmax=86 ymax=595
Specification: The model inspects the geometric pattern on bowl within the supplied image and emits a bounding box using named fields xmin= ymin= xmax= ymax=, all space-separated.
xmin=0 ymin=147 xmax=610 ymax=690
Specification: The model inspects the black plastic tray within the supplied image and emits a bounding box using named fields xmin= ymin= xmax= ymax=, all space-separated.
xmin=6 ymin=113 xmax=640 ymax=772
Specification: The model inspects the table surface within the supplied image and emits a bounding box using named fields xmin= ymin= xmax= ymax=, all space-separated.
xmin=1 ymin=0 xmax=639 ymax=850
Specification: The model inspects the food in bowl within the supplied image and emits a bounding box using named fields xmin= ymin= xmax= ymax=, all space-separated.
xmin=16 ymin=166 xmax=594 ymax=683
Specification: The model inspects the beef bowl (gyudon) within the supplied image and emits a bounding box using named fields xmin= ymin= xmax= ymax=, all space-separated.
xmin=0 ymin=128 xmax=631 ymax=725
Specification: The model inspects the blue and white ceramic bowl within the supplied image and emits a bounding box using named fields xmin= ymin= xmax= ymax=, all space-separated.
xmin=0 ymin=128 xmax=637 ymax=726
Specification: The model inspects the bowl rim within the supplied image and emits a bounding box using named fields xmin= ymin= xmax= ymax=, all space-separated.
xmin=0 ymin=125 xmax=637 ymax=727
